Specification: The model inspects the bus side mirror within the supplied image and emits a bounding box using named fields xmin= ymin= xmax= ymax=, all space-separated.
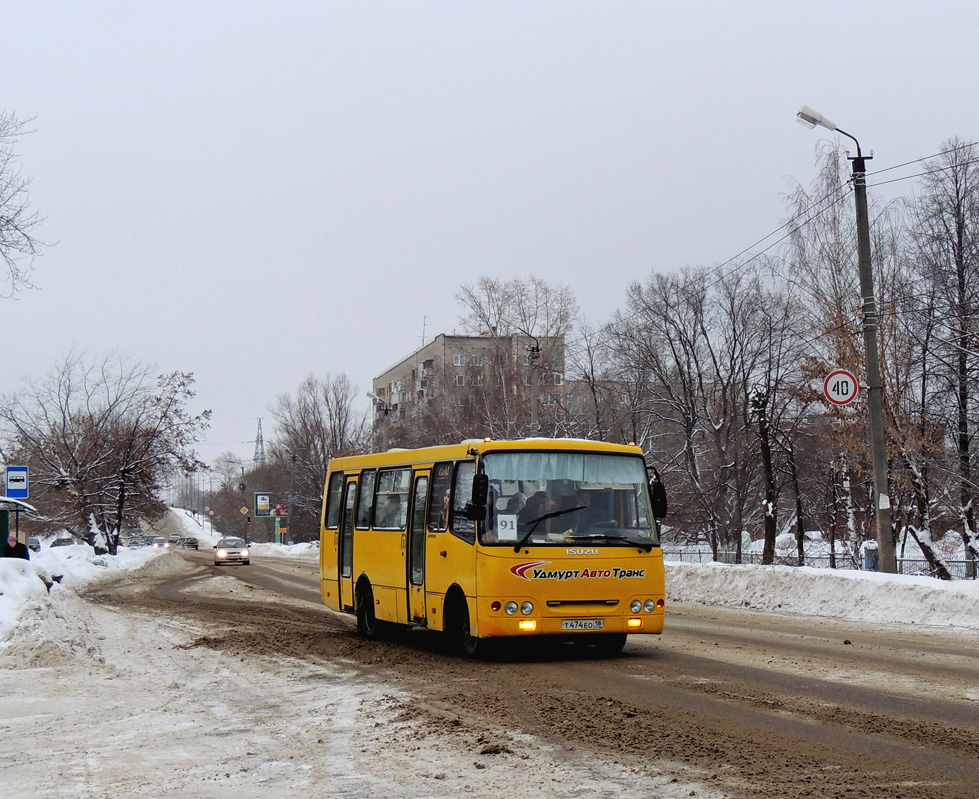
xmin=650 ymin=479 xmax=667 ymax=519
xmin=464 ymin=473 xmax=489 ymax=521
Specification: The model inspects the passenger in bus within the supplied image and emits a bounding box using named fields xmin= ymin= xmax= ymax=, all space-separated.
xmin=504 ymin=492 xmax=526 ymax=514
xmin=517 ymin=490 xmax=549 ymax=532
xmin=377 ymin=494 xmax=403 ymax=528
xmin=436 ymin=488 xmax=451 ymax=530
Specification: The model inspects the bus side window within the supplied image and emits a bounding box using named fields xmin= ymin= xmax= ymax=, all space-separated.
xmin=355 ymin=470 xmax=376 ymax=529
xmin=324 ymin=472 xmax=344 ymax=530
xmin=452 ymin=461 xmax=476 ymax=544
xmin=429 ymin=462 xmax=453 ymax=532
xmin=375 ymin=468 xmax=411 ymax=530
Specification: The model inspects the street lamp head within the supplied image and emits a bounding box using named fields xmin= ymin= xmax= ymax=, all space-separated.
xmin=796 ymin=105 xmax=837 ymax=132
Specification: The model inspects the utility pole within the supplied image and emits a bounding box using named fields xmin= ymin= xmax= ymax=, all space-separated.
xmin=751 ymin=390 xmax=777 ymax=565
xmin=851 ymin=146 xmax=896 ymax=573
xmin=797 ymin=107 xmax=896 ymax=573
xmin=286 ymin=453 xmax=297 ymax=543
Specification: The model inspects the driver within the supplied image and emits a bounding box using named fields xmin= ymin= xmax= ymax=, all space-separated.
xmin=574 ymin=490 xmax=617 ymax=533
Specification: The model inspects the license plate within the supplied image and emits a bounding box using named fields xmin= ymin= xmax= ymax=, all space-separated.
xmin=562 ymin=619 xmax=604 ymax=631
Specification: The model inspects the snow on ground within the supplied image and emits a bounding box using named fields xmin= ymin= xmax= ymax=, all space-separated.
xmin=1 ymin=522 xmax=976 ymax=798
xmin=0 ymin=549 xmax=726 ymax=799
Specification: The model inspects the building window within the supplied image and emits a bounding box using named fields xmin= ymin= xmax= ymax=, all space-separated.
xmin=553 ymin=372 xmax=563 ymax=385
xmin=471 ymin=374 xmax=482 ymax=386
xmin=455 ymin=375 xmax=466 ymax=387
xmin=453 ymin=354 xmax=465 ymax=366
xmin=522 ymin=354 xmax=531 ymax=366
xmin=470 ymin=355 xmax=482 ymax=367
xmin=376 ymin=387 xmax=385 ymax=398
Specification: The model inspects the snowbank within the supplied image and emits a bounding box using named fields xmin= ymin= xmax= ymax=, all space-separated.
xmin=247 ymin=541 xmax=318 ymax=558
xmin=0 ymin=545 xmax=160 ymax=641
xmin=667 ymin=561 xmax=979 ymax=630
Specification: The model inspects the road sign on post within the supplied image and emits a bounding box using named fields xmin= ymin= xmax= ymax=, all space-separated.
xmin=5 ymin=466 xmax=29 ymax=499
xmin=824 ymin=370 xmax=859 ymax=406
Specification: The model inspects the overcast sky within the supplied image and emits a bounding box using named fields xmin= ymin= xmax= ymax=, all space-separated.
xmin=4 ymin=1 xmax=979 ymax=466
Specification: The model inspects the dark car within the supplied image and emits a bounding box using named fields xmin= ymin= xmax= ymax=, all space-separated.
xmin=214 ymin=537 xmax=250 ymax=566
xmin=178 ymin=537 xmax=199 ymax=550
xmin=27 ymin=537 xmax=41 ymax=553
xmin=50 ymin=537 xmax=77 ymax=548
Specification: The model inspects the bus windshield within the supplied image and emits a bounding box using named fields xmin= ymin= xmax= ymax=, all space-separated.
xmin=481 ymin=451 xmax=657 ymax=547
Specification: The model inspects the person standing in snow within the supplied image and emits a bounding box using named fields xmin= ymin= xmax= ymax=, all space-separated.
xmin=3 ymin=534 xmax=30 ymax=560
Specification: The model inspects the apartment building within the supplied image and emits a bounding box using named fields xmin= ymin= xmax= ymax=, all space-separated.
xmin=371 ymin=333 xmax=566 ymax=438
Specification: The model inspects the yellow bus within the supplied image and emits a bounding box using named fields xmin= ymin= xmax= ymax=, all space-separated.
xmin=319 ymin=438 xmax=667 ymax=656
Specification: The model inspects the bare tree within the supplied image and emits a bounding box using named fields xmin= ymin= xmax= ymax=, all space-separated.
xmin=0 ymin=111 xmax=43 ymax=294
xmin=0 ymin=353 xmax=210 ymax=553
xmin=452 ymin=276 xmax=578 ymax=438
xmin=266 ymin=373 xmax=369 ymax=541
xmin=906 ymin=138 xmax=979 ymax=571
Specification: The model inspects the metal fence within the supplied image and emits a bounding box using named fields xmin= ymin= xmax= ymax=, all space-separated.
xmin=662 ymin=549 xmax=979 ymax=580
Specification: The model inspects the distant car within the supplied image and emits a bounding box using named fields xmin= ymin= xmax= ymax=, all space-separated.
xmin=127 ymin=537 xmax=150 ymax=548
xmin=50 ymin=537 xmax=77 ymax=548
xmin=150 ymin=537 xmax=170 ymax=550
xmin=168 ymin=533 xmax=182 ymax=544
xmin=27 ymin=538 xmax=41 ymax=553
xmin=178 ymin=537 xmax=199 ymax=550
xmin=214 ymin=537 xmax=250 ymax=566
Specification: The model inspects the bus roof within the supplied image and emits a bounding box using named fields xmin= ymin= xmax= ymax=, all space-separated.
xmin=328 ymin=438 xmax=645 ymax=471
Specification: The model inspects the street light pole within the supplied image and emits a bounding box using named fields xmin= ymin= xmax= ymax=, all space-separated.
xmin=796 ymin=106 xmax=896 ymax=573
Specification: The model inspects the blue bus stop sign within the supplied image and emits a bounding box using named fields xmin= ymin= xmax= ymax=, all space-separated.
xmin=6 ymin=466 xmax=29 ymax=499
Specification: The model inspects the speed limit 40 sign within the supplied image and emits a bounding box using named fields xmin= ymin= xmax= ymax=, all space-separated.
xmin=824 ymin=370 xmax=859 ymax=405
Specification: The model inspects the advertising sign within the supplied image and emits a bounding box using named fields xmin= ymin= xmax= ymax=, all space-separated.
xmin=255 ymin=493 xmax=272 ymax=517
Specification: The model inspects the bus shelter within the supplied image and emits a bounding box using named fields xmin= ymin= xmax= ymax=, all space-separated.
xmin=0 ymin=496 xmax=38 ymax=542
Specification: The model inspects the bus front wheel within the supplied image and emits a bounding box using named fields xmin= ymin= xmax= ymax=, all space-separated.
xmin=356 ymin=582 xmax=386 ymax=640
xmin=588 ymin=633 xmax=627 ymax=656
xmin=448 ymin=596 xmax=486 ymax=657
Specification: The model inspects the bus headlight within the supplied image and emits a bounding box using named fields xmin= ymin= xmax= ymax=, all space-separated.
xmin=520 ymin=601 xmax=534 ymax=616
xmin=504 ymin=602 xmax=519 ymax=616
xmin=631 ymin=600 xmax=642 ymax=613
xmin=644 ymin=599 xmax=656 ymax=613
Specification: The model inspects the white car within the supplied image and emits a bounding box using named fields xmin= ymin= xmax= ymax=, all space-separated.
xmin=214 ymin=537 xmax=250 ymax=566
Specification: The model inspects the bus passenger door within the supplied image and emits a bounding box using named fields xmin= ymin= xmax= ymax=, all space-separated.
xmin=407 ymin=474 xmax=429 ymax=624
xmin=338 ymin=479 xmax=358 ymax=611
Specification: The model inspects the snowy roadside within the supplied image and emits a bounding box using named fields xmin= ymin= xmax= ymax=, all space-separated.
xmin=0 ymin=553 xmax=724 ymax=799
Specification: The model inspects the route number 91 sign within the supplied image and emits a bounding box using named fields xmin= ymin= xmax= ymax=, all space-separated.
xmin=824 ymin=370 xmax=859 ymax=405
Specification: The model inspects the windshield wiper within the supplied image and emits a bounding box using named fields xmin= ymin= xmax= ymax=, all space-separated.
xmin=564 ymin=531 xmax=655 ymax=552
xmin=513 ymin=506 xmax=585 ymax=551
